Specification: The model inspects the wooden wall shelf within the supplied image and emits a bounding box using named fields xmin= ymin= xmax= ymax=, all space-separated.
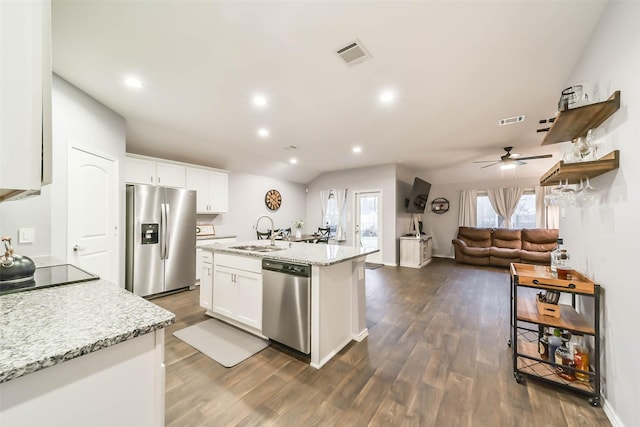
xmin=540 ymin=150 xmax=619 ymax=186
xmin=541 ymin=91 xmax=621 ymax=146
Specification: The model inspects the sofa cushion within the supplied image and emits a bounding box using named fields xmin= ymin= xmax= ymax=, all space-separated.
xmin=521 ymin=250 xmax=551 ymax=264
xmin=457 ymin=227 xmax=491 ymax=248
xmin=462 ymin=246 xmax=491 ymax=257
xmin=521 ymin=228 xmax=558 ymax=252
xmin=491 ymin=228 xmax=522 ymax=249
xmin=489 ymin=246 xmax=521 ymax=259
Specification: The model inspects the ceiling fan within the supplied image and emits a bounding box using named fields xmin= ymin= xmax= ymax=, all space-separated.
xmin=473 ymin=146 xmax=552 ymax=169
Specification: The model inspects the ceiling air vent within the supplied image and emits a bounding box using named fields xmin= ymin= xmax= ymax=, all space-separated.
xmin=499 ymin=115 xmax=526 ymax=126
xmin=336 ymin=39 xmax=371 ymax=65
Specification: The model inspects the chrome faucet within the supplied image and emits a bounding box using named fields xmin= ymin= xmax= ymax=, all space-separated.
xmin=255 ymin=215 xmax=277 ymax=246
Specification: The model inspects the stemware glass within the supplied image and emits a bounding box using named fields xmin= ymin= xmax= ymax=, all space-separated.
xmin=545 ymin=181 xmax=565 ymax=206
xmin=559 ymin=179 xmax=577 ymax=207
xmin=576 ymin=177 xmax=596 ymax=207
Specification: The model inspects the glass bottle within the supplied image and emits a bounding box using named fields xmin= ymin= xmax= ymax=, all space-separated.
xmin=550 ymin=238 xmax=563 ymax=273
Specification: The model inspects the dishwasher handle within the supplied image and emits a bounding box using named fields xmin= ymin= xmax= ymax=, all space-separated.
xmin=262 ymin=259 xmax=310 ymax=277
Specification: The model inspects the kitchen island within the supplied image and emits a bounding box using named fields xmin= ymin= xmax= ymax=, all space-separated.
xmin=198 ymin=240 xmax=377 ymax=369
xmin=0 ymin=279 xmax=175 ymax=427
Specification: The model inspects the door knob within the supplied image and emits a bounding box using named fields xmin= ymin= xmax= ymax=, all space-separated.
xmin=73 ymin=244 xmax=85 ymax=252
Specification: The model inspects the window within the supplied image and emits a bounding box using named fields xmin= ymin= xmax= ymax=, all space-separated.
xmin=476 ymin=190 xmax=536 ymax=228
xmin=324 ymin=192 xmax=339 ymax=236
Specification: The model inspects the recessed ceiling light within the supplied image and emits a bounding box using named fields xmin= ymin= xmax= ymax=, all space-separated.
xmin=253 ymin=95 xmax=267 ymax=107
xmin=289 ymin=158 xmax=298 ymax=165
xmin=352 ymin=146 xmax=362 ymax=154
xmin=380 ymin=90 xmax=395 ymax=104
xmin=124 ymin=77 xmax=143 ymax=89
xmin=258 ymin=128 xmax=269 ymax=138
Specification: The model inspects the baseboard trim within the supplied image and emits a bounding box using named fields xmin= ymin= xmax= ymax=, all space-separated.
xmin=603 ymin=397 xmax=624 ymax=427
xmin=353 ymin=328 xmax=369 ymax=342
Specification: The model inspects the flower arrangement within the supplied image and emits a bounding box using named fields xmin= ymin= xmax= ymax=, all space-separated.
xmin=293 ymin=219 xmax=305 ymax=229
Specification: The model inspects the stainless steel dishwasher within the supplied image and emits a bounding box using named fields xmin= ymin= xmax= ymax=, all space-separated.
xmin=262 ymin=259 xmax=311 ymax=354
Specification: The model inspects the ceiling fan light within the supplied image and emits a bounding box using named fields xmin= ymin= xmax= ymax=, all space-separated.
xmin=500 ymin=163 xmax=517 ymax=170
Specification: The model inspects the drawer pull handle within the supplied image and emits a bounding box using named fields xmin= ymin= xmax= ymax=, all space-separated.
xmin=532 ymin=279 xmax=575 ymax=289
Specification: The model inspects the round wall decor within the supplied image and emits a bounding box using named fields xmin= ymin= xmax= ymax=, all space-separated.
xmin=265 ymin=189 xmax=282 ymax=210
xmin=431 ymin=197 xmax=450 ymax=214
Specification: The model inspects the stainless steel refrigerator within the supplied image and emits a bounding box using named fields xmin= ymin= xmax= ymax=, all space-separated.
xmin=125 ymin=184 xmax=196 ymax=297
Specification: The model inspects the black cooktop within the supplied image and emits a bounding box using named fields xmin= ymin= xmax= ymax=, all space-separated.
xmin=0 ymin=264 xmax=100 ymax=296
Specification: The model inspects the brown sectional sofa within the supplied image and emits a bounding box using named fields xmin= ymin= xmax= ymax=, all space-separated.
xmin=452 ymin=227 xmax=559 ymax=267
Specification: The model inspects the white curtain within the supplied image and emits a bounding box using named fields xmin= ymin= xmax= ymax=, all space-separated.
xmin=319 ymin=189 xmax=331 ymax=228
xmin=535 ymin=185 xmax=560 ymax=229
xmin=486 ymin=187 xmax=524 ymax=228
xmin=335 ymin=188 xmax=347 ymax=241
xmin=458 ymin=189 xmax=477 ymax=226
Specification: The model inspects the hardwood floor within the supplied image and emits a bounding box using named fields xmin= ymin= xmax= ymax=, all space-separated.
xmin=153 ymin=258 xmax=611 ymax=426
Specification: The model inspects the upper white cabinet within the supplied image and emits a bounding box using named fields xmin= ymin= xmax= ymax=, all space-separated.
xmin=125 ymin=156 xmax=186 ymax=188
xmin=0 ymin=0 xmax=52 ymax=202
xmin=186 ymin=167 xmax=228 ymax=213
xmin=126 ymin=157 xmax=156 ymax=185
xmin=126 ymin=155 xmax=228 ymax=212
xmin=155 ymin=162 xmax=185 ymax=188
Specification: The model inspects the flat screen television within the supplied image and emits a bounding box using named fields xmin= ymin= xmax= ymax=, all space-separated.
xmin=406 ymin=177 xmax=432 ymax=213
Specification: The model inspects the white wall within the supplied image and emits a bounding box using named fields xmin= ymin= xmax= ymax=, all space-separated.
xmin=307 ymin=164 xmax=397 ymax=265
xmin=208 ymin=172 xmax=306 ymax=241
xmin=0 ymin=75 xmax=126 ymax=283
xmin=559 ymin=3 xmax=639 ymax=426
xmin=417 ymin=177 xmax=538 ymax=257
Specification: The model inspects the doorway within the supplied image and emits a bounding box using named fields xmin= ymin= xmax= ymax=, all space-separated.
xmin=67 ymin=145 xmax=119 ymax=283
xmin=354 ymin=191 xmax=382 ymax=264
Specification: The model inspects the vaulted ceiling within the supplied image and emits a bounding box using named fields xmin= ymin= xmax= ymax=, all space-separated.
xmin=52 ymin=1 xmax=608 ymax=184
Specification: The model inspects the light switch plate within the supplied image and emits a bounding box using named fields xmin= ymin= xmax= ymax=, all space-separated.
xmin=18 ymin=228 xmax=35 ymax=244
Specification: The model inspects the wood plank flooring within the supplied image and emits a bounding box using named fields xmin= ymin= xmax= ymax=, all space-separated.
xmin=153 ymin=258 xmax=611 ymax=426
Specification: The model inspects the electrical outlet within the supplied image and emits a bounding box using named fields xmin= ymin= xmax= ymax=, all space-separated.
xmin=18 ymin=228 xmax=35 ymax=244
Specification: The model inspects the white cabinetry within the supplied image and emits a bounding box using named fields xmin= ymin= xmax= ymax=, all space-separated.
xmin=186 ymin=167 xmax=228 ymax=213
xmin=211 ymin=253 xmax=262 ymax=331
xmin=199 ymin=251 xmax=213 ymax=310
xmin=125 ymin=157 xmax=185 ymax=188
xmin=155 ymin=162 xmax=185 ymax=188
xmin=0 ymin=0 xmax=52 ymax=202
xmin=400 ymin=235 xmax=433 ymax=268
xmin=196 ymin=238 xmax=236 ymax=283
xmin=0 ymin=331 xmax=165 ymax=427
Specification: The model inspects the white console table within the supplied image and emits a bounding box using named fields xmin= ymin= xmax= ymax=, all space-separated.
xmin=400 ymin=235 xmax=433 ymax=268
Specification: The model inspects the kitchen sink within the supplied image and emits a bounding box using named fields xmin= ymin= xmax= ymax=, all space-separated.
xmin=230 ymin=245 xmax=286 ymax=253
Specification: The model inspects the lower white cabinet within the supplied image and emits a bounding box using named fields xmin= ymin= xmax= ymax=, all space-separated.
xmin=0 ymin=331 xmax=165 ymax=427
xmin=211 ymin=254 xmax=262 ymax=331
xmin=196 ymin=238 xmax=236 ymax=283
xmin=199 ymin=251 xmax=213 ymax=310
xmin=400 ymin=235 xmax=433 ymax=268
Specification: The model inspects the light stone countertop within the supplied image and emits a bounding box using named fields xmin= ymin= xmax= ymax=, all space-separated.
xmin=198 ymin=240 xmax=378 ymax=266
xmin=196 ymin=234 xmax=237 ymax=241
xmin=0 ymin=279 xmax=175 ymax=383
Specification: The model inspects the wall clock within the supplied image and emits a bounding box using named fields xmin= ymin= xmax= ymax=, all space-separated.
xmin=265 ymin=189 xmax=282 ymax=211
xmin=431 ymin=197 xmax=450 ymax=214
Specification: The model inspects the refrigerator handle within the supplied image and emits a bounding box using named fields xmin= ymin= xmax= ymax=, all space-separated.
xmin=160 ymin=203 xmax=167 ymax=260
xmin=164 ymin=203 xmax=171 ymax=260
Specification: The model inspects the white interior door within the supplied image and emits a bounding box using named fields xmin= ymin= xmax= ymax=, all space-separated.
xmin=354 ymin=191 xmax=382 ymax=264
xmin=68 ymin=146 xmax=118 ymax=283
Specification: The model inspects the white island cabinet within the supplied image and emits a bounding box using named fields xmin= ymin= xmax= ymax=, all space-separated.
xmin=198 ymin=241 xmax=377 ymax=369
xmin=212 ymin=253 xmax=263 ymax=333
xmin=0 ymin=280 xmax=175 ymax=427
